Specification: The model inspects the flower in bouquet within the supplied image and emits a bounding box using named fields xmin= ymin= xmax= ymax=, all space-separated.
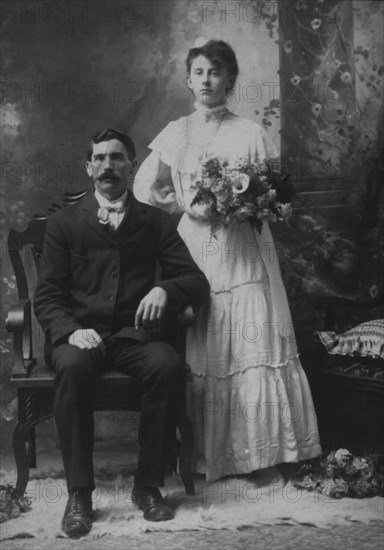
xmin=190 ymin=157 xmax=296 ymax=237
xmin=231 ymin=173 xmax=250 ymax=194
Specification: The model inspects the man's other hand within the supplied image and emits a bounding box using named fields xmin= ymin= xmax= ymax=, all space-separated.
xmin=68 ymin=329 xmax=106 ymax=356
xmin=135 ymin=287 xmax=168 ymax=331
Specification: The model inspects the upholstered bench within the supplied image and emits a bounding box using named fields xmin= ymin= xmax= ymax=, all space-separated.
xmin=311 ymin=295 xmax=384 ymax=454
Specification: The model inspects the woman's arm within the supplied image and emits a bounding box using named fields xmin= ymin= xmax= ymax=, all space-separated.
xmin=134 ymin=120 xmax=186 ymax=215
xmin=134 ymin=150 xmax=182 ymax=214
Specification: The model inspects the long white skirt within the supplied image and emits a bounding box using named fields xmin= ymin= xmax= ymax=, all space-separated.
xmin=178 ymin=214 xmax=321 ymax=482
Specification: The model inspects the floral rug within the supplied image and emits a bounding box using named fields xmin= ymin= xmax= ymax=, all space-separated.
xmin=1 ymin=465 xmax=383 ymax=542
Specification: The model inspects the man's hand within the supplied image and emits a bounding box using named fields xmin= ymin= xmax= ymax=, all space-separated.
xmin=68 ymin=329 xmax=106 ymax=356
xmin=135 ymin=287 xmax=168 ymax=331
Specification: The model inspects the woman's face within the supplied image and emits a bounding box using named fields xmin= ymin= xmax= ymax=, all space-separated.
xmin=187 ymin=55 xmax=233 ymax=108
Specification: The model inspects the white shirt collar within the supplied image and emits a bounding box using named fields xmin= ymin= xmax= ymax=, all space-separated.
xmin=94 ymin=189 xmax=128 ymax=209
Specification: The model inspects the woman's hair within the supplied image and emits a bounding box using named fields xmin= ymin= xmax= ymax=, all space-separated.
xmin=186 ymin=40 xmax=239 ymax=92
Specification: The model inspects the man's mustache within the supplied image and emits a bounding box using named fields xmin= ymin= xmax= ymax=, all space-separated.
xmin=98 ymin=172 xmax=119 ymax=182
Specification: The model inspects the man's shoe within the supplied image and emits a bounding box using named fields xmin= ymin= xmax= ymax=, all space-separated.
xmin=61 ymin=487 xmax=93 ymax=538
xmin=131 ymin=485 xmax=174 ymax=522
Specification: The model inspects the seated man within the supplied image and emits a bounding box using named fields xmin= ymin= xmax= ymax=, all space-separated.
xmin=34 ymin=128 xmax=210 ymax=538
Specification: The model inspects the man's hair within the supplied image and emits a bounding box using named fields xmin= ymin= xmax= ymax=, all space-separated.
xmin=186 ymin=40 xmax=239 ymax=92
xmin=87 ymin=129 xmax=136 ymax=161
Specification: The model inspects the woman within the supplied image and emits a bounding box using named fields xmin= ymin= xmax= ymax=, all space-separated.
xmin=134 ymin=39 xmax=321 ymax=482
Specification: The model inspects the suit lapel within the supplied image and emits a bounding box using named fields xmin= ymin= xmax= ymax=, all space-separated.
xmin=114 ymin=192 xmax=148 ymax=244
xmin=81 ymin=192 xmax=116 ymax=244
xmin=80 ymin=191 xmax=148 ymax=245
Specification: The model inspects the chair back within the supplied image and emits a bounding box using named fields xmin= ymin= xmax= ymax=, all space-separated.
xmin=7 ymin=192 xmax=88 ymax=363
xmin=7 ymin=191 xmax=88 ymax=299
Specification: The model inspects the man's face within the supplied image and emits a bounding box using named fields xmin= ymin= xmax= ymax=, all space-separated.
xmin=86 ymin=139 xmax=135 ymax=200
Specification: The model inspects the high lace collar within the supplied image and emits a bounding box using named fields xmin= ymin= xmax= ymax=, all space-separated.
xmin=193 ymin=101 xmax=228 ymax=122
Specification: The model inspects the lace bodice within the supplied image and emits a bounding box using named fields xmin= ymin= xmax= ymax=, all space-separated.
xmin=134 ymin=106 xmax=279 ymax=215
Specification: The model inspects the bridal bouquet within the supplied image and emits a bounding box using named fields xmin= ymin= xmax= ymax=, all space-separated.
xmin=190 ymin=157 xmax=296 ymax=236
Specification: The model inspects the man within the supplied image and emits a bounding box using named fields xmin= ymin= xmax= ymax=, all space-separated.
xmin=34 ymin=128 xmax=209 ymax=538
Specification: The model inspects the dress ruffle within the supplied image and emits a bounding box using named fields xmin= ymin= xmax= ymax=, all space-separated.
xmin=188 ymin=358 xmax=322 ymax=482
xmin=186 ymin=282 xmax=299 ymax=377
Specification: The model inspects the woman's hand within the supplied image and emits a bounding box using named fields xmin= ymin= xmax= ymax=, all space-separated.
xmin=187 ymin=201 xmax=212 ymax=220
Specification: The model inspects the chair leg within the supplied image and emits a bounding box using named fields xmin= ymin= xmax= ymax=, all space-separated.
xmin=29 ymin=427 xmax=37 ymax=468
xmin=13 ymin=388 xmax=53 ymax=496
xmin=177 ymin=414 xmax=195 ymax=495
xmin=176 ymin=376 xmax=195 ymax=495
xmin=13 ymin=420 xmax=34 ymax=497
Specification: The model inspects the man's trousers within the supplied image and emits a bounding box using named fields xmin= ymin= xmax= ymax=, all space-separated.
xmin=51 ymin=338 xmax=184 ymax=491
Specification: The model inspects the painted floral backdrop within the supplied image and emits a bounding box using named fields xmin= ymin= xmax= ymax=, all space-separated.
xmin=0 ymin=0 xmax=281 ymax=445
xmin=273 ymin=0 xmax=383 ymax=344
xmin=0 ymin=1 xmax=383 ymax=442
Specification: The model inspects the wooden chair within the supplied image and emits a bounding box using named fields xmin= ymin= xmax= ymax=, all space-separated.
xmin=5 ymin=192 xmax=196 ymax=497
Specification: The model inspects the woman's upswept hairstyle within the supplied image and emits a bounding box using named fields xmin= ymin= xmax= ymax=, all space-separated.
xmin=186 ymin=40 xmax=239 ymax=92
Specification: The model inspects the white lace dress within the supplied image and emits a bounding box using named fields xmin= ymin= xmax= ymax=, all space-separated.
xmin=134 ymin=104 xmax=321 ymax=481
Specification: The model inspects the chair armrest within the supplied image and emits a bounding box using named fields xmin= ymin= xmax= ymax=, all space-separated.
xmin=6 ymin=300 xmax=31 ymax=332
xmin=5 ymin=299 xmax=34 ymax=377
xmin=177 ymin=305 xmax=196 ymax=327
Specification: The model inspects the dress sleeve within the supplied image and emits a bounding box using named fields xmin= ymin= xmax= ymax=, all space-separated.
xmin=133 ymin=121 xmax=184 ymax=215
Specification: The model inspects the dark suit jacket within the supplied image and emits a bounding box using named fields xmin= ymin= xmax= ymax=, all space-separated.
xmin=34 ymin=191 xmax=209 ymax=348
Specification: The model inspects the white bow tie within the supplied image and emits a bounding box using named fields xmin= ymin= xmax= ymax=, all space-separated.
xmin=106 ymin=201 xmax=125 ymax=213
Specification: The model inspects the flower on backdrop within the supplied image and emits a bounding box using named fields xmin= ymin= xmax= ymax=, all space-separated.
xmin=312 ymin=103 xmax=322 ymax=117
xmin=311 ymin=18 xmax=322 ymax=30
xmin=2 ymin=276 xmax=17 ymax=296
xmin=290 ymin=75 xmax=301 ymax=86
xmin=283 ymin=40 xmax=293 ymax=54
xmin=369 ymin=285 xmax=379 ymax=299
xmin=340 ymin=71 xmax=352 ymax=84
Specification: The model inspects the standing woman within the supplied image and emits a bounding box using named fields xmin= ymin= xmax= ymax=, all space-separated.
xmin=134 ymin=39 xmax=321 ymax=482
